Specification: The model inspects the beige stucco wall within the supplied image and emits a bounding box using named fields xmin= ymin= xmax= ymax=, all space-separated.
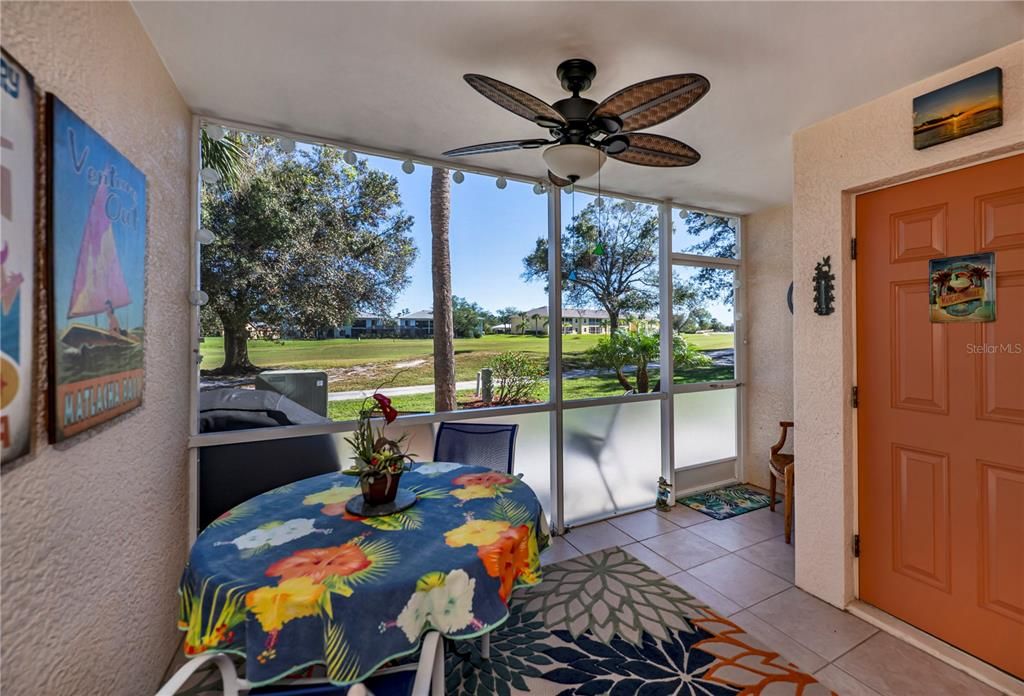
xmin=1 ymin=4 xmax=192 ymax=694
xmin=742 ymin=205 xmax=794 ymax=490
xmin=792 ymin=40 xmax=1023 ymax=607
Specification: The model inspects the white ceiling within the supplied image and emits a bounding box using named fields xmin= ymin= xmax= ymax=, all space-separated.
xmin=134 ymin=1 xmax=1023 ymax=214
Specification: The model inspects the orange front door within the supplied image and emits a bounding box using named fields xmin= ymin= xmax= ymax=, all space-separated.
xmin=856 ymin=154 xmax=1024 ymax=677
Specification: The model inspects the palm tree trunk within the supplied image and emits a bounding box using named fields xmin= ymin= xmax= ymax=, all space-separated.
xmin=431 ymin=168 xmax=456 ymax=412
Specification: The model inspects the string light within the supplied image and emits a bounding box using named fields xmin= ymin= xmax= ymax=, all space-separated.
xmin=624 ymin=200 xmax=636 ymax=212
xmin=532 ymin=182 xmax=545 ymax=195
xmin=204 ymin=124 xmax=226 ymax=142
xmin=495 ymin=176 xmax=507 ymax=190
xmin=196 ymin=228 xmax=215 ymax=245
xmin=452 ymin=170 xmax=465 ymax=184
xmin=199 ymin=167 xmax=221 ymax=184
xmin=278 ymin=137 xmax=296 ymax=154
xmin=343 ymin=150 xmax=358 ymax=165
xmin=402 ymin=160 xmax=415 ymax=174
xmin=189 ymin=290 xmax=209 ymax=306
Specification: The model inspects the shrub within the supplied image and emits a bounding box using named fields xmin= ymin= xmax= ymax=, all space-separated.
xmin=587 ymin=330 xmax=712 ymax=393
xmin=489 ymin=351 xmax=545 ymax=404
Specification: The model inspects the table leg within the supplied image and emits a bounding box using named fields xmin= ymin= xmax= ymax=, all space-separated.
xmin=481 ymin=632 xmax=491 ymax=660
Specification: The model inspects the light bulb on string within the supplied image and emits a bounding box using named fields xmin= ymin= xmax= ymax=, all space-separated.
xmin=343 ymin=150 xmax=358 ymax=165
xmin=196 ymin=228 xmax=215 ymax=245
xmin=532 ymin=182 xmax=545 ymax=195
xmin=402 ymin=160 xmax=415 ymax=174
xmin=200 ymin=167 xmax=221 ymax=184
xmin=452 ymin=170 xmax=465 ymax=184
xmin=278 ymin=137 xmax=296 ymax=154
xmin=624 ymin=200 xmax=636 ymax=212
xmin=204 ymin=124 xmax=226 ymax=142
xmin=495 ymin=176 xmax=507 ymax=190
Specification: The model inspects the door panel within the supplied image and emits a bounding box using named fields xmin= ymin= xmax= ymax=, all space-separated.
xmin=857 ymin=155 xmax=1024 ymax=677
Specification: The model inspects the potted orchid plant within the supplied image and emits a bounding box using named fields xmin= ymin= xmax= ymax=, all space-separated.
xmin=343 ymin=391 xmax=415 ymax=505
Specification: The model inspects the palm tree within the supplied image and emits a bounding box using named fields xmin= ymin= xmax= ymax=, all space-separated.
xmin=431 ymin=168 xmax=456 ymax=412
xmin=200 ymin=130 xmax=249 ymax=189
xmin=531 ymin=313 xmax=541 ymax=335
xmin=518 ymin=312 xmax=528 ymax=335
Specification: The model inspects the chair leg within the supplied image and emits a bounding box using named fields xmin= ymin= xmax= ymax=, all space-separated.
xmin=769 ymin=473 xmax=777 ymax=512
xmin=481 ymin=631 xmax=491 ymax=660
xmin=784 ymin=464 xmax=794 ymax=544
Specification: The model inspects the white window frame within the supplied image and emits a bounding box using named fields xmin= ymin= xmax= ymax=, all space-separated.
xmin=186 ymin=114 xmax=745 ymax=539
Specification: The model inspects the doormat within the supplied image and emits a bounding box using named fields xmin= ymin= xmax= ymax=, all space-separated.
xmin=678 ymin=484 xmax=780 ymax=520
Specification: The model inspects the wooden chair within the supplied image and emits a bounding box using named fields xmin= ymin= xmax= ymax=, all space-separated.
xmin=769 ymin=421 xmax=795 ymax=544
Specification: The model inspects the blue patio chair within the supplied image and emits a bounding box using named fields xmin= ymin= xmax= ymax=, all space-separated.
xmin=433 ymin=422 xmax=518 ymax=474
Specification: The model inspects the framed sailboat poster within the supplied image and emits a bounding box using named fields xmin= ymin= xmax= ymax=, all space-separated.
xmin=46 ymin=95 xmax=147 ymax=442
xmin=1 ymin=49 xmax=37 ymax=463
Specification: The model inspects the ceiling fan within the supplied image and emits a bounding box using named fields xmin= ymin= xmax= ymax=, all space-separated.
xmin=443 ymin=59 xmax=709 ymax=187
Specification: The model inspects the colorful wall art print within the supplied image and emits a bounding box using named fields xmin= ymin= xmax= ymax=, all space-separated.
xmin=1 ymin=49 xmax=37 ymax=463
xmin=913 ymin=68 xmax=1002 ymax=150
xmin=47 ymin=95 xmax=147 ymax=442
xmin=929 ymin=253 xmax=996 ymax=323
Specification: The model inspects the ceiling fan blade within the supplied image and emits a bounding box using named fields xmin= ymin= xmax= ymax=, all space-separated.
xmin=464 ymin=74 xmax=567 ymax=127
xmin=443 ymin=139 xmax=551 ymax=157
xmin=548 ymin=171 xmax=573 ymax=188
xmin=608 ymin=133 xmax=700 ymax=167
xmin=592 ymin=74 xmax=709 ymax=133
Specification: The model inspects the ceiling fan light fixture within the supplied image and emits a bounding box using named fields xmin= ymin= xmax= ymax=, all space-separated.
xmin=542 ymin=144 xmax=606 ymax=182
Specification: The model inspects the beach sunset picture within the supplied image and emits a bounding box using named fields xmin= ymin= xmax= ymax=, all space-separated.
xmin=913 ymin=68 xmax=1002 ymax=150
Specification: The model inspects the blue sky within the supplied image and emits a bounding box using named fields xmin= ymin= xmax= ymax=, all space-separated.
xmin=365 ymin=153 xmax=732 ymax=323
xmin=368 ymin=155 xmax=549 ymax=315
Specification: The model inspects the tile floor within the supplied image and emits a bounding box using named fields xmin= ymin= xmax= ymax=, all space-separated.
xmin=541 ymin=505 xmax=1009 ymax=696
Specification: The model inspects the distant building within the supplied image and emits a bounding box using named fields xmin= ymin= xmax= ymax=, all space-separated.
xmin=508 ymin=306 xmax=658 ymax=336
xmin=398 ymin=309 xmax=434 ymax=338
xmin=318 ymin=314 xmax=395 ymax=339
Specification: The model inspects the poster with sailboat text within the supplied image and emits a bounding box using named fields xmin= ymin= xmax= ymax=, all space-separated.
xmin=47 ymin=95 xmax=146 ymax=442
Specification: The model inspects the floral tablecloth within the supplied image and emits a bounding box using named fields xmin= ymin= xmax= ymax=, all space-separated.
xmin=179 ymin=462 xmax=549 ymax=687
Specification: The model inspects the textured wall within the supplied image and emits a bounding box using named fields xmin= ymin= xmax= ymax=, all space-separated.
xmin=742 ymin=206 xmax=794 ymax=489
xmin=1 ymin=4 xmax=191 ymax=694
xmin=792 ymin=40 xmax=1023 ymax=607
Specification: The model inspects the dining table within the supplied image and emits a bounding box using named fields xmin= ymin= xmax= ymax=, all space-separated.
xmin=177 ymin=461 xmax=549 ymax=688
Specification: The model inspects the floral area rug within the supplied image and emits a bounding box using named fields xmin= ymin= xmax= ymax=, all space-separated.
xmin=164 ymin=548 xmax=831 ymax=695
xmin=677 ymin=485 xmax=780 ymax=521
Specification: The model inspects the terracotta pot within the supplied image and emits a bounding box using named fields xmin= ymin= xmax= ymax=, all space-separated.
xmin=361 ymin=471 xmax=401 ymax=505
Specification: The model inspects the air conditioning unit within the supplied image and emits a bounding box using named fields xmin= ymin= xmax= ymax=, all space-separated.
xmin=254 ymin=369 xmax=328 ymax=416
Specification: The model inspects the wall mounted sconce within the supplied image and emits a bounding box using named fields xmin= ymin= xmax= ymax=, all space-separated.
xmin=813 ymin=256 xmax=835 ymax=315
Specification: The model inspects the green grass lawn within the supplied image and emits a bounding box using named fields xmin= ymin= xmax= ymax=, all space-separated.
xmin=203 ymin=331 xmax=735 ymax=421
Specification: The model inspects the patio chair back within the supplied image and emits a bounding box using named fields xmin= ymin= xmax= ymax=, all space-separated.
xmin=433 ymin=422 xmax=518 ymax=474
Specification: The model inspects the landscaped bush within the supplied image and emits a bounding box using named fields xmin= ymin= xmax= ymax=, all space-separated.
xmin=587 ymin=330 xmax=712 ymax=393
xmin=490 ymin=351 xmax=546 ymax=405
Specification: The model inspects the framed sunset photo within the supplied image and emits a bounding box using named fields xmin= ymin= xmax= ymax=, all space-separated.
xmin=913 ymin=68 xmax=1002 ymax=150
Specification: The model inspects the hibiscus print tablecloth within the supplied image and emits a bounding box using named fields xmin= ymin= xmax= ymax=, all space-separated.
xmin=179 ymin=462 xmax=549 ymax=687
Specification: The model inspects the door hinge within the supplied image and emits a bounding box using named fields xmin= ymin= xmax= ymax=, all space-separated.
xmin=851 ymin=385 xmax=859 ymax=408
xmin=853 ymin=534 xmax=861 ymax=558
xmin=850 ymin=238 xmax=857 ymax=260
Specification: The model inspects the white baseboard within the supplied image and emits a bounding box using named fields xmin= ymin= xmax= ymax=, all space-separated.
xmin=847 ymin=600 xmax=1024 ymax=695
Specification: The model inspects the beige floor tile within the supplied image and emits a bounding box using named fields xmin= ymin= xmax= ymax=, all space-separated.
xmin=834 ymin=632 xmax=1001 ymax=696
xmin=608 ymin=509 xmax=681 ymax=541
xmin=621 ymin=542 xmax=683 ymax=578
xmin=735 ymin=535 xmax=795 ymax=583
xmin=731 ymin=610 xmax=830 ymax=673
xmin=688 ymin=517 xmax=778 ymax=551
xmin=652 ymin=504 xmax=711 ymax=527
xmin=747 ymin=587 xmax=877 ymax=661
xmin=813 ymin=665 xmax=884 ymax=696
xmin=541 ymin=535 xmax=582 ymax=565
xmin=640 ymin=527 xmax=731 ymax=569
xmin=666 ymin=570 xmax=743 ymax=617
xmin=732 ymin=506 xmax=787 ymax=538
xmin=688 ymin=555 xmax=792 ymax=608
xmin=564 ymin=520 xmax=635 ymax=554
